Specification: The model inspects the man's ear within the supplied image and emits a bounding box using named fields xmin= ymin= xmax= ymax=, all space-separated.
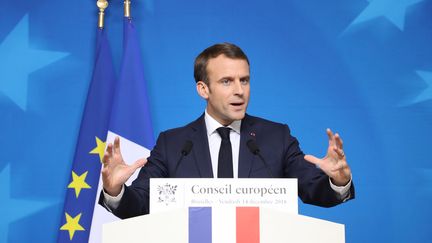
xmin=196 ymin=81 xmax=209 ymax=100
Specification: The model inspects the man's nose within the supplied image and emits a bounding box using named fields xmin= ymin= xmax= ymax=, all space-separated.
xmin=233 ymin=80 xmax=244 ymax=95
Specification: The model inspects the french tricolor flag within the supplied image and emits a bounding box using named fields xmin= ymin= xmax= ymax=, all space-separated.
xmin=189 ymin=207 xmax=260 ymax=243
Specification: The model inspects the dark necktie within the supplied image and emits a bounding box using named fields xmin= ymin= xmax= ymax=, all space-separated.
xmin=217 ymin=127 xmax=233 ymax=178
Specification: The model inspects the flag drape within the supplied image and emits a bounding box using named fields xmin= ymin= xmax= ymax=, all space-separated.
xmin=109 ymin=17 xmax=154 ymax=148
xmin=59 ymin=17 xmax=154 ymax=242
xmin=88 ymin=17 xmax=155 ymax=242
xmin=57 ymin=28 xmax=116 ymax=242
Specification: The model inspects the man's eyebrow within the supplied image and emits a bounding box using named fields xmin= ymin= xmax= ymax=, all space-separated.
xmin=218 ymin=76 xmax=234 ymax=81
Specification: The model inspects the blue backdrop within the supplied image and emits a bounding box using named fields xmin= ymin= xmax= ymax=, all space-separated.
xmin=1 ymin=0 xmax=431 ymax=242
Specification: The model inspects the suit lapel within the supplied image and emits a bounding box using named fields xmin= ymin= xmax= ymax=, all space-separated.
xmin=189 ymin=114 xmax=214 ymax=178
xmin=238 ymin=114 xmax=258 ymax=178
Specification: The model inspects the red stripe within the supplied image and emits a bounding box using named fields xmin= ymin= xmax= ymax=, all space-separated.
xmin=236 ymin=207 xmax=260 ymax=243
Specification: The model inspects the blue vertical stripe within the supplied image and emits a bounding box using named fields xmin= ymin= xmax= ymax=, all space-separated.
xmin=189 ymin=207 xmax=212 ymax=243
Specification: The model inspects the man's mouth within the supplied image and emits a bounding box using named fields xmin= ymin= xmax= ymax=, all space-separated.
xmin=230 ymin=102 xmax=244 ymax=107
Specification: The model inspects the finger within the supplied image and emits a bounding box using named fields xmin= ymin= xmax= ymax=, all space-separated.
xmin=326 ymin=128 xmax=335 ymax=147
xmin=335 ymin=133 xmax=344 ymax=150
xmin=106 ymin=143 xmax=113 ymax=155
xmin=103 ymin=144 xmax=114 ymax=165
xmin=102 ymin=153 xmax=110 ymax=166
xmin=131 ymin=158 xmax=147 ymax=171
xmin=334 ymin=147 xmax=345 ymax=159
xmin=114 ymin=136 xmax=120 ymax=154
xmin=304 ymin=155 xmax=321 ymax=166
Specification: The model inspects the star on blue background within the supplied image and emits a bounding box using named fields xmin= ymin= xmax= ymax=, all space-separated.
xmin=0 ymin=14 xmax=68 ymax=111
xmin=345 ymin=0 xmax=423 ymax=31
xmin=411 ymin=70 xmax=432 ymax=104
xmin=0 ymin=164 xmax=51 ymax=242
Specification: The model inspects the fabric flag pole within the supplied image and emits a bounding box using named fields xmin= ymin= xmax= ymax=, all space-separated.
xmin=57 ymin=27 xmax=116 ymax=242
xmin=88 ymin=16 xmax=155 ymax=242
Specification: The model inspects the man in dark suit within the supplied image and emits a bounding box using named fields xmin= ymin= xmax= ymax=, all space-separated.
xmin=100 ymin=43 xmax=354 ymax=219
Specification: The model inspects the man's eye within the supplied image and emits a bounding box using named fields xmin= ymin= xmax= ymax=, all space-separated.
xmin=221 ymin=79 xmax=231 ymax=85
xmin=240 ymin=79 xmax=249 ymax=85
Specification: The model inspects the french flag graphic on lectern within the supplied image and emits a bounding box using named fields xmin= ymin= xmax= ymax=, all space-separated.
xmin=188 ymin=206 xmax=260 ymax=243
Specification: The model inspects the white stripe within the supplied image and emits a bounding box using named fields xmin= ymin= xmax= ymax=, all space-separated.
xmin=88 ymin=131 xmax=151 ymax=243
xmin=212 ymin=206 xmax=236 ymax=243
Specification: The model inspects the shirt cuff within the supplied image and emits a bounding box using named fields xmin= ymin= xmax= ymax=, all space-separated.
xmin=102 ymin=185 xmax=125 ymax=211
xmin=329 ymin=175 xmax=352 ymax=201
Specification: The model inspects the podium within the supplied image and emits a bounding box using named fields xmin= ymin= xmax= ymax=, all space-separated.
xmin=102 ymin=179 xmax=345 ymax=243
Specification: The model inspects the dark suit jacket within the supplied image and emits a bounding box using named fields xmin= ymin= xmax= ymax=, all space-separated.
xmin=100 ymin=114 xmax=355 ymax=219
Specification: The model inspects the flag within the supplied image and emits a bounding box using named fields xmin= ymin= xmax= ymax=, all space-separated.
xmin=88 ymin=17 xmax=155 ymax=242
xmin=57 ymin=28 xmax=116 ymax=242
xmin=107 ymin=17 xmax=154 ymax=148
xmin=188 ymin=207 xmax=260 ymax=243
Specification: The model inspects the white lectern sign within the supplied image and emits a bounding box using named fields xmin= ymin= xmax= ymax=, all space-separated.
xmin=150 ymin=178 xmax=298 ymax=214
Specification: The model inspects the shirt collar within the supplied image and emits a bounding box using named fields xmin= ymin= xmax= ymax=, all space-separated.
xmin=204 ymin=110 xmax=241 ymax=136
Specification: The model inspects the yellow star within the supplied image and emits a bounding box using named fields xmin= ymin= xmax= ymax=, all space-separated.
xmin=60 ymin=212 xmax=85 ymax=240
xmin=68 ymin=171 xmax=91 ymax=198
xmin=89 ymin=136 xmax=106 ymax=163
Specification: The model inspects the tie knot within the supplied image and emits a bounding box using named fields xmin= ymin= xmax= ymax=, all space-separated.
xmin=217 ymin=127 xmax=231 ymax=140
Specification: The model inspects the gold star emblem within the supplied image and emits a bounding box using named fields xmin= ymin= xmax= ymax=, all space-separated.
xmin=89 ymin=136 xmax=106 ymax=163
xmin=68 ymin=171 xmax=91 ymax=198
xmin=60 ymin=212 xmax=85 ymax=240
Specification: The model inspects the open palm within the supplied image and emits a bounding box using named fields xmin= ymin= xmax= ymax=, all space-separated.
xmin=101 ymin=137 xmax=147 ymax=196
xmin=304 ymin=129 xmax=351 ymax=186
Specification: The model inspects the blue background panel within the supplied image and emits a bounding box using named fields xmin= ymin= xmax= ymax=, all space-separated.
xmin=1 ymin=0 xmax=431 ymax=242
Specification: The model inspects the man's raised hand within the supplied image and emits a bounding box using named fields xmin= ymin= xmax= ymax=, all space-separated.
xmin=304 ymin=129 xmax=351 ymax=186
xmin=101 ymin=136 xmax=147 ymax=196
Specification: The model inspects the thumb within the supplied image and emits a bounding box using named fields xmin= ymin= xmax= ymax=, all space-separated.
xmin=304 ymin=155 xmax=321 ymax=165
xmin=131 ymin=158 xmax=147 ymax=171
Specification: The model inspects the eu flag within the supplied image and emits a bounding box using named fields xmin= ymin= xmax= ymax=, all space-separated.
xmin=57 ymin=27 xmax=116 ymax=242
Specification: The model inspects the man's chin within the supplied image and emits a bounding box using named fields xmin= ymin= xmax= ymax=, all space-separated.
xmin=230 ymin=111 xmax=246 ymax=121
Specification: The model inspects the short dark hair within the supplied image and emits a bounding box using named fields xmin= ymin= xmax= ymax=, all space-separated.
xmin=194 ymin=42 xmax=249 ymax=84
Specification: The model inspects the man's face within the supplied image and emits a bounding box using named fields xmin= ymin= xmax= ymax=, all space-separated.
xmin=197 ymin=54 xmax=250 ymax=125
